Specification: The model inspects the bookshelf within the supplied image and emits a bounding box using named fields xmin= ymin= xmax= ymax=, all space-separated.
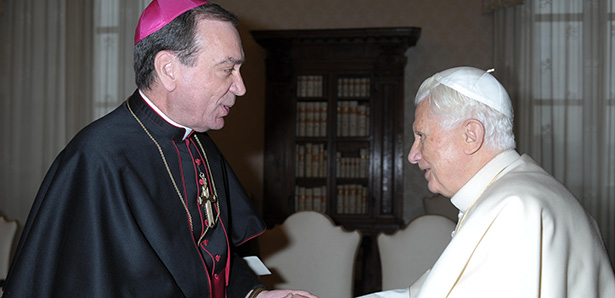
xmin=252 ymin=27 xmax=421 ymax=295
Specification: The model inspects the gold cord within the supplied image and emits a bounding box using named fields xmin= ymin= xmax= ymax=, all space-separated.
xmin=455 ymin=166 xmax=508 ymax=233
xmin=194 ymin=135 xmax=219 ymax=200
xmin=127 ymin=98 xmax=194 ymax=232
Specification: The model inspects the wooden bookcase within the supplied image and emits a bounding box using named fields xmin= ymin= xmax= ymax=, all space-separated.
xmin=252 ymin=27 xmax=421 ymax=295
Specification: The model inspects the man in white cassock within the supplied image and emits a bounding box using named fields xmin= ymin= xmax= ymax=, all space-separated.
xmin=359 ymin=66 xmax=615 ymax=298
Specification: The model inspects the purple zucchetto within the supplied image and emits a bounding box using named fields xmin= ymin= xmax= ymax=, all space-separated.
xmin=134 ymin=0 xmax=210 ymax=44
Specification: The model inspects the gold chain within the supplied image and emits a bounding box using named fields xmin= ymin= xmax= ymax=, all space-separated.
xmin=194 ymin=135 xmax=219 ymax=199
xmin=127 ymin=98 xmax=194 ymax=232
xmin=455 ymin=166 xmax=508 ymax=233
xmin=447 ymin=165 xmax=509 ymax=298
xmin=127 ymin=98 xmax=221 ymax=245
xmin=194 ymin=134 xmax=220 ymax=245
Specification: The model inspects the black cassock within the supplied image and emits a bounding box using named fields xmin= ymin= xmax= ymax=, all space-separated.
xmin=3 ymin=91 xmax=266 ymax=297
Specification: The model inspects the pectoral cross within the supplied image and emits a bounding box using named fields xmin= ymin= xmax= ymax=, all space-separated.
xmin=198 ymin=172 xmax=217 ymax=228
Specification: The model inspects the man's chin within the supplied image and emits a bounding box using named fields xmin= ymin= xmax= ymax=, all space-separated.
xmin=427 ymin=183 xmax=441 ymax=196
xmin=207 ymin=119 xmax=226 ymax=131
xmin=194 ymin=124 xmax=223 ymax=133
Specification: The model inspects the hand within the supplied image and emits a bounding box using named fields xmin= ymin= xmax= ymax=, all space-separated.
xmin=257 ymin=289 xmax=318 ymax=298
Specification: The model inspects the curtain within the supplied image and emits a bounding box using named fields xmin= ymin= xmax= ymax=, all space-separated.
xmin=92 ymin=0 xmax=147 ymax=119
xmin=493 ymin=0 xmax=615 ymax=267
xmin=1 ymin=0 xmax=73 ymax=226
xmin=0 ymin=0 xmax=143 ymax=231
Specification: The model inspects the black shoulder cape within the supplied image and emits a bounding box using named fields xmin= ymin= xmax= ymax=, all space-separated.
xmin=3 ymin=91 xmax=266 ymax=297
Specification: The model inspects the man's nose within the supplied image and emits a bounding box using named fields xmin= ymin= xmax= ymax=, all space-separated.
xmin=231 ymin=73 xmax=246 ymax=96
xmin=408 ymin=143 xmax=421 ymax=164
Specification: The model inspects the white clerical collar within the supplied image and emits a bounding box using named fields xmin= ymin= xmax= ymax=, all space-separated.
xmin=451 ymin=150 xmax=520 ymax=213
xmin=138 ymin=89 xmax=193 ymax=140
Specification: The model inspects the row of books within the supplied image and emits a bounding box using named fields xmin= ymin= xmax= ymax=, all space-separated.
xmin=296 ymin=76 xmax=371 ymax=99
xmin=296 ymin=100 xmax=371 ymax=137
xmin=337 ymin=77 xmax=371 ymax=98
xmin=295 ymin=186 xmax=327 ymax=212
xmin=296 ymin=144 xmax=370 ymax=178
xmin=337 ymin=184 xmax=369 ymax=214
xmin=296 ymin=75 xmax=324 ymax=98
xmin=294 ymin=184 xmax=369 ymax=215
xmin=296 ymin=101 xmax=327 ymax=137
xmin=296 ymin=143 xmax=327 ymax=178
xmin=337 ymin=101 xmax=370 ymax=137
xmin=336 ymin=150 xmax=369 ymax=178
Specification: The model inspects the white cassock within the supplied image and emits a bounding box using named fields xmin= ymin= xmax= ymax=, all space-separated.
xmin=359 ymin=150 xmax=615 ymax=298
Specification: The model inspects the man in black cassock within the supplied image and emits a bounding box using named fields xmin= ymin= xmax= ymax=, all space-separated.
xmin=2 ymin=1 xmax=316 ymax=297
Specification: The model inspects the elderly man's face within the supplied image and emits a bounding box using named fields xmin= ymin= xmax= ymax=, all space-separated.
xmin=170 ymin=18 xmax=246 ymax=132
xmin=408 ymin=100 xmax=467 ymax=197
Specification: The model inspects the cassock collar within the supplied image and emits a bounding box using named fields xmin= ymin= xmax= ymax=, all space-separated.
xmin=451 ymin=150 xmax=520 ymax=213
xmin=128 ymin=90 xmax=189 ymax=143
xmin=138 ymin=89 xmax=193 ymax=140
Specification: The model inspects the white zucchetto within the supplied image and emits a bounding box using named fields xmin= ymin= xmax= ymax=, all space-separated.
xmin=416 ymin=66 xmax=513 ymax=118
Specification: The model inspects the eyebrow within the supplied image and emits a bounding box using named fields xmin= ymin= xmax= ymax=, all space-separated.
xmin=217 ymin=56 xmax=244 ymax=66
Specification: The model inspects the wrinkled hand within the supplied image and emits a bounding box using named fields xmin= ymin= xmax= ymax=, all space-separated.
xmin=257 ymin=289 xmax=318 ymax=298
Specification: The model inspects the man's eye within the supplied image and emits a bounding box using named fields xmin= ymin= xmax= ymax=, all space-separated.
xmin=220 ymin=66 xmax=236 ymax=76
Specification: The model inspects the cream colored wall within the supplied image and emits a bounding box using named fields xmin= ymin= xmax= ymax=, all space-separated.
xmin=209 ymin=0 xmax=493 ymax=221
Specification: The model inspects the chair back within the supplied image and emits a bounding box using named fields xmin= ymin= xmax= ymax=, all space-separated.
xmin=258 ymin=211 xmax=361 ymax=298
xmin=0 ymin=216 xmax=18 ymax=280
xmin=377 ymin=215 xmax=455 ymax=290
xmin=423 ymin=194 xmax=458 ymax=222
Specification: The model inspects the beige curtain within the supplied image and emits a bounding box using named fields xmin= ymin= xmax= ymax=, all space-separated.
xmin=493 ymin=0 xmax=615 ymax=267
xmin=0 ymin=0 xmax=142 ymax=230
xmin=1 ymin=0 xmax=74 ymax=226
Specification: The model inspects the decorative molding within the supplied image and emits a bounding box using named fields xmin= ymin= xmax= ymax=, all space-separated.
xmin=252 ymin=27 xmax=421 ymax=80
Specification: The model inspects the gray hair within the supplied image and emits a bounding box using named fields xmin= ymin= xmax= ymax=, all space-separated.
xmin=134 ymin=3 xmax=239 ymax=90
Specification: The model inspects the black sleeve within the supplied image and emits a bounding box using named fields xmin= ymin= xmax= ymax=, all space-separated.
xmin=227 ymin=252 xmax=265 ymax=297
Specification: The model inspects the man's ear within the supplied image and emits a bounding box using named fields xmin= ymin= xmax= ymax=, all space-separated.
xmin=462 ymin=119 xmax=485 ymax=155
xmin=154 ymin=51 xmax=178 ymax=92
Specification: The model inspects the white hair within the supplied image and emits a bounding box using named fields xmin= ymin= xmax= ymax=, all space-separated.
xmin=415 ymin=77 xmax=516 ymax=151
